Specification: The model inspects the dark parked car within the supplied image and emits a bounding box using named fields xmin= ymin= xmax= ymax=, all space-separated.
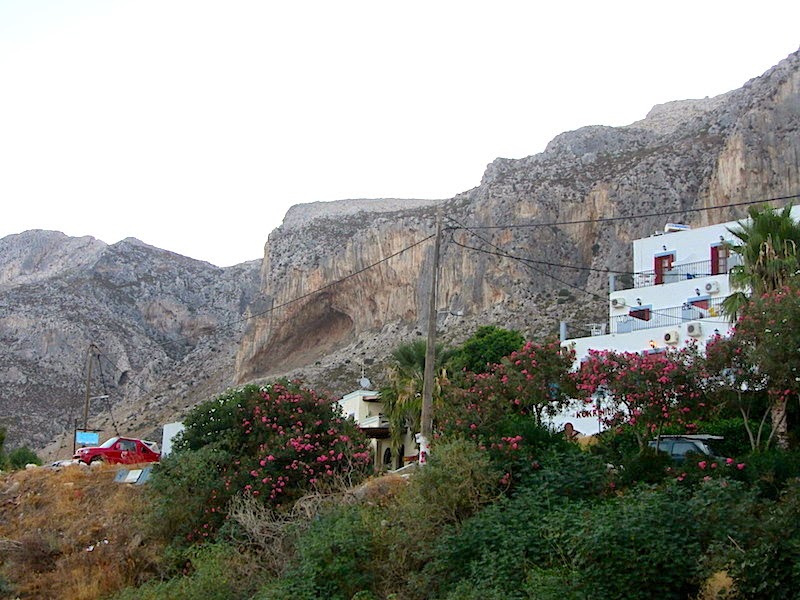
xmin=648 ymin=434 xmax=724 ymax=463
xmin=74 ymin=436 xmax=161 ymax=465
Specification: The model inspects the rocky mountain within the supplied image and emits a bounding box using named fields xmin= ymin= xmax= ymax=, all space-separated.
xmin=235 ymin=49 xmax=800 ymax=388
xmin=3 ymin=49 xmax=798 ymax=455
xmin=0 ymin=231 xmax=260 ymax=453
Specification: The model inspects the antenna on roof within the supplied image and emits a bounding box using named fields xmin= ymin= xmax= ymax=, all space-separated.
xmin=359 ymin=362 xmax=372 ymax=390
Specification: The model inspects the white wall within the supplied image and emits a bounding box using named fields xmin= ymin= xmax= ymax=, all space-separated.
xmin=161 ymin=421 xmax=185 ymax=456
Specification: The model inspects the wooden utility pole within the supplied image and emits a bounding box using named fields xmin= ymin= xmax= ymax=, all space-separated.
xmin=82 ymin=343 xmax=99 ymax=430
xmin=419 ymin=211 xmax=442 ymax=466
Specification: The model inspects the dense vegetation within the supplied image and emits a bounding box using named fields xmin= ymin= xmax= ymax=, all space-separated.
xmin=110 ymin=312 xmax=800 ymax=599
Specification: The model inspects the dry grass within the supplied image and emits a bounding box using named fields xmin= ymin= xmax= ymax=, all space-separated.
xmin=698 ymin=570 xmax=735 ymax=600
xmin=0 ymin=464 xmax=162 ymax=600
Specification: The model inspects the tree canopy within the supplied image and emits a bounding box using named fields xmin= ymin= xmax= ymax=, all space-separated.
xmin=448 ymin=326 xmax=525 ymax=374
xmin=723 ymin=203 xmax=800 ymax=321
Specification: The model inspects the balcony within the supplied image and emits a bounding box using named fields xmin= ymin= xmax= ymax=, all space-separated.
xmin=612 ymin=297 xmax=726 ymax=333
xmin=617 ymin=256 xmax=742 ymax=290
xmin=359 ymin=414 xmax=390 ymax=429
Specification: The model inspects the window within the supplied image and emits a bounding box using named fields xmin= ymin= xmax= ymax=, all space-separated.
xmin=629 ymin=305 xmax=652 ymax=321
xmin=119 ymin=440 xmax=137 ymax=452
xmin=672 ymin=441 xmax=702 ymax=457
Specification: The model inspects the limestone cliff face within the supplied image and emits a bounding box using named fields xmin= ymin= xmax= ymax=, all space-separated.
xmin=703 ymin=55 xmax=800 ymax=222
xmin=236 ymin=49 xmax=800 ymax=389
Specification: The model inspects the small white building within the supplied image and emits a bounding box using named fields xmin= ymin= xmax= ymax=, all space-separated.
xmin=337 ymin=389 xmax=417 ymax=471
xmin=161 ymin=421 xmax=185 ymax=457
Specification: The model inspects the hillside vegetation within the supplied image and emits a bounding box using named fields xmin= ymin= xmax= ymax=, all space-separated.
xmin=4 ymin=307 xmax=800 ymax=598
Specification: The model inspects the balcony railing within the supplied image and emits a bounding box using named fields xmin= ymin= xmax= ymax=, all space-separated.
xmin=617 ymin=256 xmax=742 ymax=290
xmin=612 ymin=297 xmax=726 ymax=333
xmin=359 ymin=414 xmax=390 ymax=429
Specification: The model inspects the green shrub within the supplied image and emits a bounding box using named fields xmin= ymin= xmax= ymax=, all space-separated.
xmin=589 ymin=425 xmax=640 ymax=462
xmin=516 ymin=448 xmax=610 ymax=500
xmin=523 ymin=566 xmax=583 ymax=600
xmin=151 ymin=381 xmax=372 ymax=545
xmin=448 ymin=326 xmax=525 ymax=375
xmin=731 ymin=449 xmax=800 ymax=499
xmin=375 ymin=439 xmax=500 ymax=600
xmin=111 ymin=543 xmax=264 ymax=600
xmin=687 ymin=478 xmax=761 ymax=582
xmin=411 ymin=439 xmax=502 ymax=526
xmin=442 ymin=580 xmax=518 ymax=600
xmin=692 ymin=417 xmax=760 ymax=457
xmin=569 ymin=486 xmax=702 ymax=599
xmin=616 ymin=447 xmax=672 ymax=487
xmin=428 ymin=455 xmax=601 ymax=599
xmin=147 ymin=445 xmax=232 ymax=548
xmin=724 ymin=480 xmax=800 ymax=599
xmin=275 ymin=504 xmax=375 ymax=600
xmin=7 ymin=447 xmax=41 ymax=469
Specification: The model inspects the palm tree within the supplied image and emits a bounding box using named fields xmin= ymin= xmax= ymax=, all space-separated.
xmin=722 ymin=203 xmax=800 ymax=322
xmin=723 ymin=203 xmax=800 ymax=449
xmin=379 ymin=339 xmax=454 ymax=447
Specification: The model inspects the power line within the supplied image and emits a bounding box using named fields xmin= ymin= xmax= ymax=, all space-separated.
xmin=446 ymin=217 xmax=733 ymax=327
xmin=81 ymin=233 xmax=437 ymax=420
xmin=87 ymin=190 xmax=799 ymax=361
xmin=443 ymin=193 xmax=800 ymax=231
xmin=446 ymin=216 xmax=608 ymax=304
xmin=243 ymin=234 xmax=436 ymax=324
xmin=72 ymin=191 xmax=800 ymax=420
xmin=118 ymin=232 xmax=436 ymax=354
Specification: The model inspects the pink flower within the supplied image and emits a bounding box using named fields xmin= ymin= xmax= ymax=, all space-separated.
xmin=737 ymin=463 xmax=746 ymax=470
xmin=726 ymin=457 xmax=734 ymax=465
xmin=698 ymin=461 xmax=707 ymax=470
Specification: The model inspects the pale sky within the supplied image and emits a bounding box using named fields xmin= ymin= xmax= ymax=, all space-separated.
xmin=1 ymin=1 xmax=798 ymax=267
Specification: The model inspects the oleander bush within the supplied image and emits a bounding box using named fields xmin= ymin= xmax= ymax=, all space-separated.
xmin=146 ymin=381 xmax=373 ymax=548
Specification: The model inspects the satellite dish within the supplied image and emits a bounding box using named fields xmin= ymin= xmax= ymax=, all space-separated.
xmin=359 ymin=377 xmax=372 ymax=390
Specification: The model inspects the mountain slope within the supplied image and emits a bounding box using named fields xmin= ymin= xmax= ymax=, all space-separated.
xmin=235 ymin=49 xmax=800 ymax=390
xmin=0 ymin=232 xmax=260 ymax=452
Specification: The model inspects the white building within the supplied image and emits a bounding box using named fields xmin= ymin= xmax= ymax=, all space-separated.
xmin=556 ymin=210 xmax=800 ymax=434
xmin=563 ymin=220 xmax=749 ymax=361
xmin=337 ymin=389 xmax=417 ymax=471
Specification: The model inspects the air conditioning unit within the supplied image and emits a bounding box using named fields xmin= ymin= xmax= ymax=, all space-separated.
xmin=664 ymin=330 xmax=680 ymax=345
xmin=686 ymin=321 xmax=703 ymax=337
xmin=611 ymin=297 xmax=626 ymax=309
xmin=704 ymin=281 xmax=720 ymax=294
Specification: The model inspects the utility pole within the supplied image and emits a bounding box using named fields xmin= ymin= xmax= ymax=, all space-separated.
xmin=419 ymin=211 xmax=442 ymax=466
xmin=82 ymin=343 xmax=99 ymax=431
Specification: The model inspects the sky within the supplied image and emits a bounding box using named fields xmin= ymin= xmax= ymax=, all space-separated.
xmin=0 ymin=1 xmax=798 ymax=267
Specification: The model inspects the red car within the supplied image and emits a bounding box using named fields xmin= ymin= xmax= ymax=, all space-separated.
xmin=74 ymin=436 xmax=161 ymax=465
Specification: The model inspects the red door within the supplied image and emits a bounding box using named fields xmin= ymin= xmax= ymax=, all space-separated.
xmin=710 ymin=244 xmax=728 ymax=275
xmin=654 ymin=253 xmax=674 ymax=285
